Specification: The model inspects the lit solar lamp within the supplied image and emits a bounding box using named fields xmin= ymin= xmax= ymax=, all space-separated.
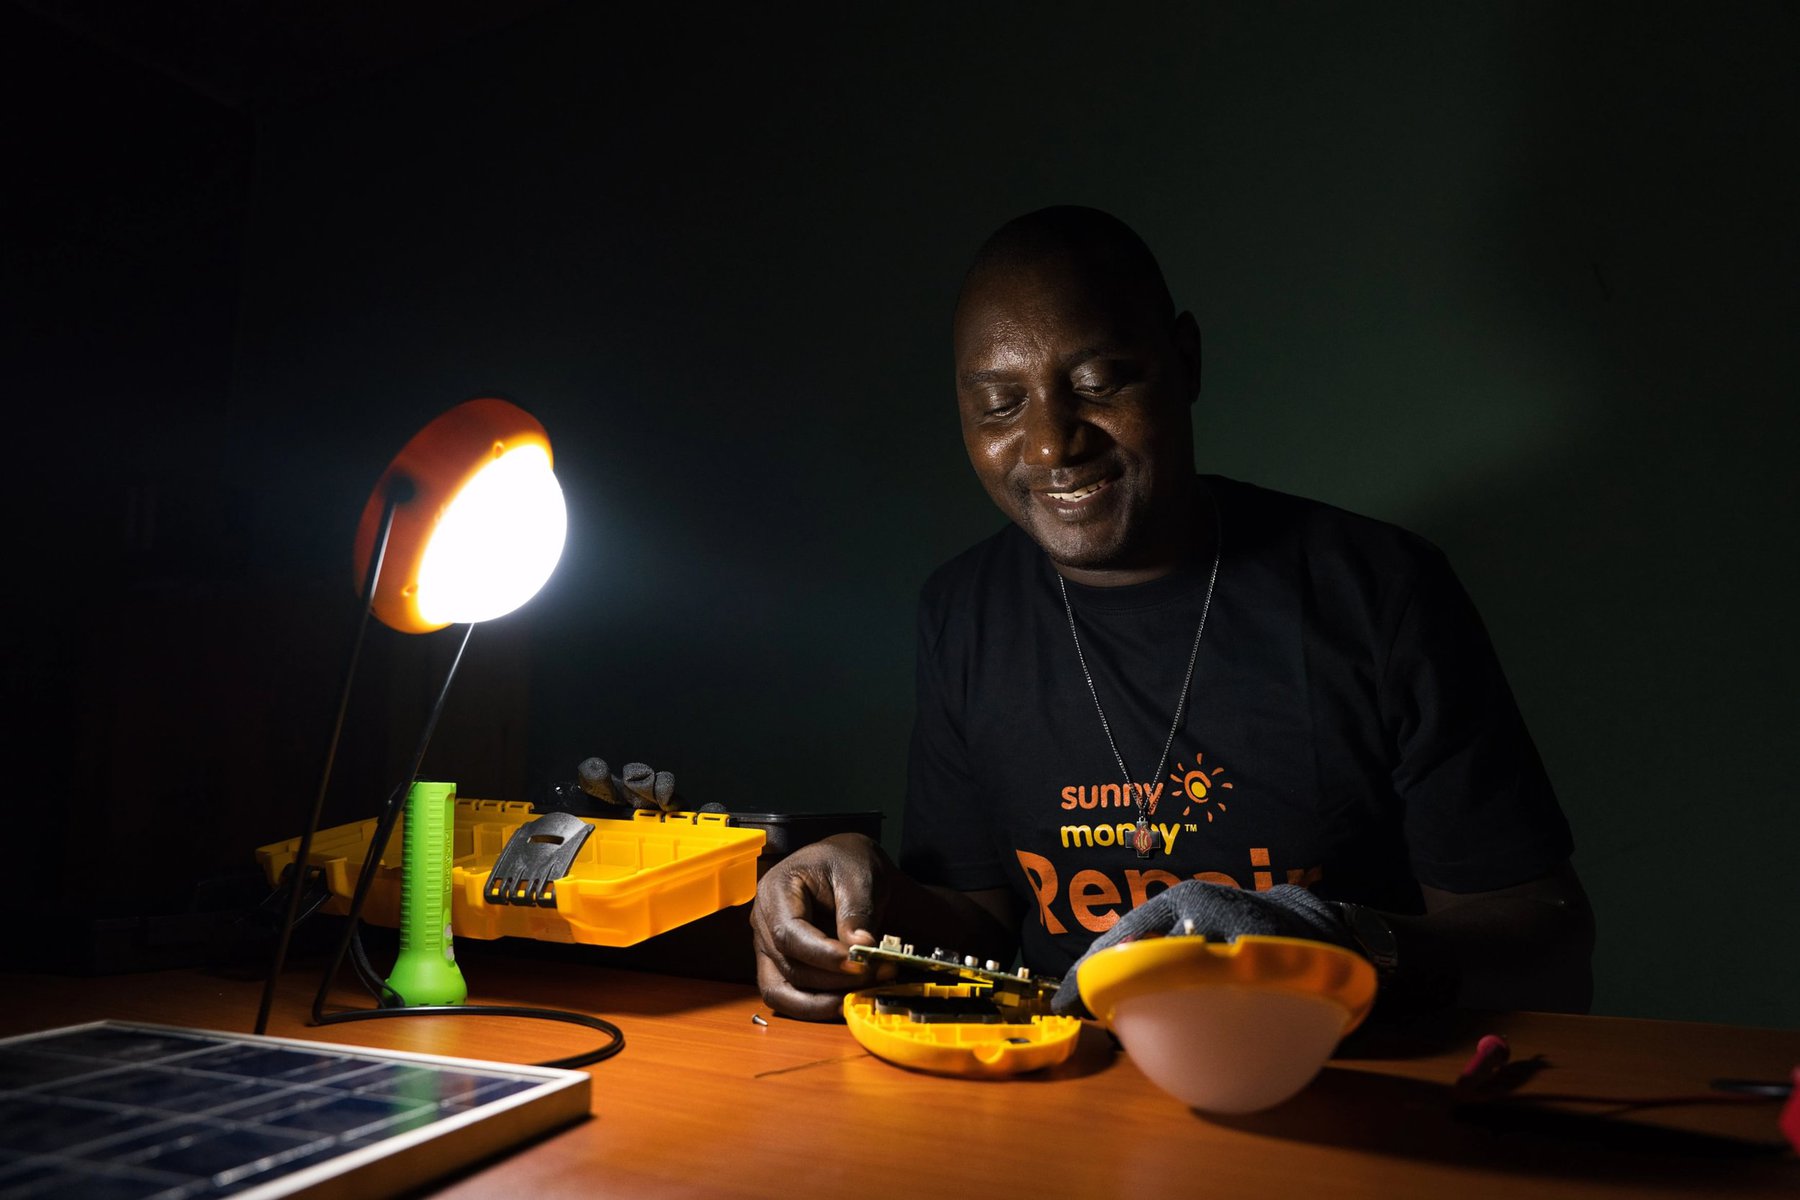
xmin=256 ymin=397 xmax=567 ymax=1035
xmin=352 ymin=397 xmax=567 ymax=633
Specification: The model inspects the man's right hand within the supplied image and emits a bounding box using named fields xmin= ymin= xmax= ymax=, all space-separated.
xmin=751 ymin=833 xmax=895 ymax=1020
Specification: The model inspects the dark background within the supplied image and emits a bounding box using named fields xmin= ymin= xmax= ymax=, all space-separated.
xmin=7 ymin=1 xmax=1795 ymax=1028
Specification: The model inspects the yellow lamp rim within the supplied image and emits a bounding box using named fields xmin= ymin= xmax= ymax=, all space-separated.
xmin=1076 ymin=934 xmax=1378 ymax=1035
xmin=352 ymin=397 xmax=555 ymax=634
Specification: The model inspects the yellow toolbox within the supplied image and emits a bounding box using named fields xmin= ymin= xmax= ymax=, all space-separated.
xmin=255 ymin=800 xmax=765 ymax=946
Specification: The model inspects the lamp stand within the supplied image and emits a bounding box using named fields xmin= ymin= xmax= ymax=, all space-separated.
xmin=311 ymin=622 xmax=473 ymax=1020
xmin=254 ymin=488 xmax=403 ymax=1035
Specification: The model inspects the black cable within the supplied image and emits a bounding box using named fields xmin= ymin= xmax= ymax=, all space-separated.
xmin=315 ymin=888 xmax=624 ymax=1068
xmin=300 ymin=622 xmax=625 ymax=1071
xmin=314 ymin=782 xmax=417 ymax=1025
xmin=347 ymin=924 xmax=398 ymax=1005
xmin=313 ymin=919 xmax=626 ymax=1069
xmin=312 ymin=1004 xmax=625 ymax=1071
xmin=317 ymin=907 xmax=625 ymax=1067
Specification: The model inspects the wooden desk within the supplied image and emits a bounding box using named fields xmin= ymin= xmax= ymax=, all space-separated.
xmin=2 ymin=945 xmax=1794 ymax=1198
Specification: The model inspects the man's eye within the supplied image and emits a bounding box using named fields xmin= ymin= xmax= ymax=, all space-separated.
xmin=982 ymin=393 xmax=1024 ymax=416
xmin=1074 ymin=376 xmax=1118 ymax=396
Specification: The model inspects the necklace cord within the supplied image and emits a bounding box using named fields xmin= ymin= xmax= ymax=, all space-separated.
xmin=1057 ymin=497 xmax=1223 ymax=820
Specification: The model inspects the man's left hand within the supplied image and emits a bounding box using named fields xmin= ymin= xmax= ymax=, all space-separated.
xmin=1051 ymin=882 xmax=1357 ymax=1015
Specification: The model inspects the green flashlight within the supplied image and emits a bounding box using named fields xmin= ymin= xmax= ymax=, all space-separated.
xmin=385 ymin=780 xmax=468 ymax=1006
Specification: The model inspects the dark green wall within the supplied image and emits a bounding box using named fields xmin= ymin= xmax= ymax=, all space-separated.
xmin=232 ymin=3 xmax=1798 ymax=1027
xmin=26 ymin=3 xmax=1794 ymax=1025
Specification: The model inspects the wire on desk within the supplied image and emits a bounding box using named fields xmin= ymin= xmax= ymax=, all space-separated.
xmin=293 ymin=632 xmax=627 ymax=1071
xmin=313 ymin=1001 xmax=625 ymax=1070
xmin=303 ymin=792 xmax=626 ymax=1069
xmin=312 ymin=897 xmax=626 ymax=1070
xmin=305 ymin=870 xmax=627 ymax=1069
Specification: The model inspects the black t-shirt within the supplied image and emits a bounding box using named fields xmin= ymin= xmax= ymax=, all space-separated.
xmin=900 ymin=475 xmax=1573 ymax=978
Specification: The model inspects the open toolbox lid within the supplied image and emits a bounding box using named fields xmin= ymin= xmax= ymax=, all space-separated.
xmin=255 ymin=799 xmax=765 ymax=947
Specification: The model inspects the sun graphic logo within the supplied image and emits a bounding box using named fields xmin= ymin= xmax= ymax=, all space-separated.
xmin=1168 ymin=752 xmax=1232 ymax=822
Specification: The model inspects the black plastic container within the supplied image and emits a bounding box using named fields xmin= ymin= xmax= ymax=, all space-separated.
xmin=725 ymin=811 xmax=885 ymax=863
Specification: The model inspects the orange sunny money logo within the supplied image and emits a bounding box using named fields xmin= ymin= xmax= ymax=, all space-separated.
xmin=1167 ymin=751 xmax=1232 ymax=823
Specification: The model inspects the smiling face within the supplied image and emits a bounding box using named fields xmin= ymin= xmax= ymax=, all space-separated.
xmin=953 ymin=240 xmax=1203 ymax=585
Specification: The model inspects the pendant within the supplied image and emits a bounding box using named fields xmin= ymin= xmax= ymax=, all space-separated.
xmin=1133 ymin=814 xmax=1160 ymax=858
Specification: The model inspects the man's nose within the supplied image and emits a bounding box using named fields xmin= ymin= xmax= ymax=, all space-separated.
xmin=1024 ymin=390 xmax=1094 ymax=466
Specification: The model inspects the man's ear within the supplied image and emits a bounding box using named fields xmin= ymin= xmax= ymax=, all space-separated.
xmin=1173 ymin=311 xmax=1202 ymax=404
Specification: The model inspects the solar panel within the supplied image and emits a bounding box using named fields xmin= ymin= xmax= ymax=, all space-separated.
xmin=0 ymin=1021 xmax=590 ymax=1199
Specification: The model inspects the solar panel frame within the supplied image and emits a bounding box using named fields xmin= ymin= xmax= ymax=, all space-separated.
xmin=0 ymin=1020 xmax=592 ymax=1199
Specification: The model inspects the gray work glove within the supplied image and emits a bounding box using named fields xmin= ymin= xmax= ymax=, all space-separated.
xmin=578 ymin=757 xmax=682 ymax=811
xmin=1051 ymin=882 xmax=1358 ymax=1016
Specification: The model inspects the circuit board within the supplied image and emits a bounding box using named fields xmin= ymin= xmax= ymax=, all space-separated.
xmin=847 ymin=935 xmax=1060 ymax=1015
xmin=0 ymin=1021 xmax=589 ymax=1199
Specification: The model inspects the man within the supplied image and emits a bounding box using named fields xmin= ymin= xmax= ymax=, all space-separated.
xmin=751 ymin=206 xmax=1592 ymax=1021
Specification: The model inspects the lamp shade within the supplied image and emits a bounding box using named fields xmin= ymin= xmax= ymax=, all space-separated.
xmin=352 ymin=397 xmax=568 ymax=633
xmin=1077 ymin=934 xmax=1376 ymax=1113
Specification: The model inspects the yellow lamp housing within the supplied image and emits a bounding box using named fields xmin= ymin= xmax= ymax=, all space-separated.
xmin=1077 ymin=934 xmax=1377 ymax=1113
xmin=842 ymin=984 xmax=1082 ymax=1078
xmin=352 ymin=397 xmax=568 ymax=633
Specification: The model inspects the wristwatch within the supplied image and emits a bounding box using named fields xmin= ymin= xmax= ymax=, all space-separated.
xmin=1335 ymin=901 xmax=1400 ymax=987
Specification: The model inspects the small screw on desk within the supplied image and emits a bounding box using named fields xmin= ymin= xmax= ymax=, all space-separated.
xmin=751 ymin=1013 xmax=768 ymax=1026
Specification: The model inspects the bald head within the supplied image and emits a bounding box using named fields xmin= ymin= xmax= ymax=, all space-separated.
xmin=951 ymin=207 xmax=1204 ymax=586
xmin=957 ymin=206 xmax=1175 ymax=329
